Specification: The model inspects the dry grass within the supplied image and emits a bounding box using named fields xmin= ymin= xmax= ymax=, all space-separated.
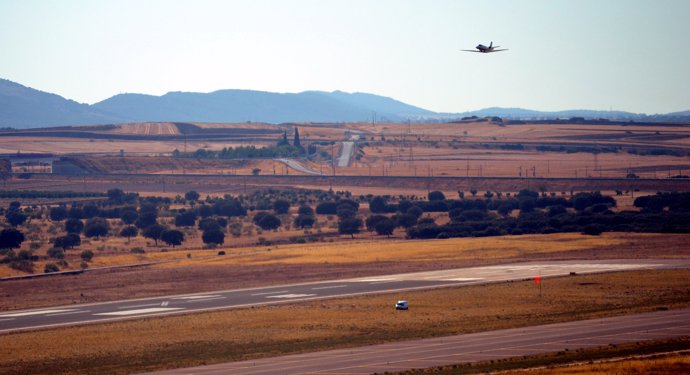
xmin=166 ymin=232 xmax=627 ymax=267
xmin=0 ymin=232 xmax=636 ymax=277
xmin=498 ymin=352 xmax=690 ymax=375
xmin=0 ymin=270 xmax=688 ymax=375
xmin=108 ymin=123 xmax=180 ymax=136
xmin=2 ymin=231 xmax=687 ymax=278
xmin=395 ymin=339 xmax=690 ymax=375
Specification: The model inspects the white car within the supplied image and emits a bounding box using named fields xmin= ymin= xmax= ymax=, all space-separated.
xmin=395 ymin=300 xmax=409 ymax=310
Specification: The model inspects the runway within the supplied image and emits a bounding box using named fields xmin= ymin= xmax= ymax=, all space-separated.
xmin=0 ymin=259 xmax=683 ymax=333
xmin=140 ymin=307 xmax=690 ymax=375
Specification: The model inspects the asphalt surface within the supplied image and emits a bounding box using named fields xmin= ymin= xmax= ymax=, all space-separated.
xmin=140 ymin=307 xmax=690 ymax=375
xmin=0 ymin=259 xmax=681 ymax=334
xmin=276 ymin=158 xmax=323 ymax=175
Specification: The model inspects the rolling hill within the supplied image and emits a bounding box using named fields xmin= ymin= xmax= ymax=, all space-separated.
xmin=0 ymin=79 xmax=126 ymax=128
xmin=0 ymin=78 xmax=688 ymax=128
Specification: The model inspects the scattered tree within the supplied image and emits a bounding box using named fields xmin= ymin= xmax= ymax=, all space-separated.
xmin=136 ymin=211 xmax=157 ymax=229
xmin=120 ymin=209 xmax=139 ymax=225
xmin=65 ymin=218 xmax=84 ymax=234
xmin=44 ymin=263 xmax=59 ymax=273
xmin=5 ymin=211 xmax=27 ymax=227
xmin=256 ymin=213 xmax=281 ymax=230
xmin=175 ymin=211 xmax=197 ymax=227
xmin=54 ymin=234 xmax=80 ymax=250
xmin=49 ymin=206 xmax=68 ymax=221
xmin=428 ymin=191 xmax=446 ymax=201
xmin=47 ymin=247 xmax=65 ymax=259
xmin=185 ymin=190 xmax=200 ymax=202
xmin=202 ymin=229 xmax=225 ymax=245
xmin=297 ymin=205 xmax=314 ymax=216
xmin=142 ymin=223 xmax=166 ymax=246
xmin=374 ymin=218 xmax=396 ymax=237
xmin=366 ymin=214 xmax=388 ymax=232
xmin=84 ymin=217 xmax=109 ymax=238
xmin=338 ymin=217 xmax=363 ymax=238
xmin=294 ymin=214 xmax=315 ymax=228
xmin=161 ymin=229 xmax=185 ymax=248
xmin=120 ymin=225 xmax=138 ymax=243
xmin=0 ymin=228 xmax=25 ymax=249
xmin=80 ymin=250 xmax=94 ymax=262
xmin=273 ymin=199 xmax=290 ymax=214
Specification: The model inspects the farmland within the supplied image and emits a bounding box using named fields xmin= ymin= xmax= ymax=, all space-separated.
xmin=0 ymin=119 xmax=689 ymax=374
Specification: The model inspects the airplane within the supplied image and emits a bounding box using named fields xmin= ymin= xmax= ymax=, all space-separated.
xmin=461 ymin=42 xmax=508 ymax=53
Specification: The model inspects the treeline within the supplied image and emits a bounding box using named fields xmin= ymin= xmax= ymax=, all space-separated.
xmin=0 ymin=190 xmax=105 ymax=199
xmin=175 ymin=144 xmax=308 ymax=159
xmin=364 ymin=190 xmax=690 ymax=239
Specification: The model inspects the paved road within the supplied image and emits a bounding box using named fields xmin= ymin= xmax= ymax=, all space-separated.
xmin=141 ymin=307 xmax=690 ymax=375
xmin=0 ymin=260 xmax=681 ymax=333
xmin=336 ymin=131 xmax=362 ymax=167
xmin=276 ymin=158 xmax=322 ymax=175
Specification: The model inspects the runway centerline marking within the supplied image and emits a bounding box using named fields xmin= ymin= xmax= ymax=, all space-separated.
xmin=95 ymin=307 xmax=184 ymax=316
xmin=173 ymin=295 xmax=222 ymax=300
xmin=251 ymin=290 xmax=289 ymax=296
xmin=266 ymin=294 xmax=316 ymax=299
xmin=118 ymin=303 xmax=163 ymax=309
xmin=46 ymin=310 xmax=90 ymax=317
xmin=312 ymin=285 xmax=348 ymax=290
xmin=0 ymin=309 xmax=77 ymax=317
xmin=185 ymin=297 xmax=226 ymax=303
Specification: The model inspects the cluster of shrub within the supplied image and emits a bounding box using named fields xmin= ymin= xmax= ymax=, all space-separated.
xmin=175 ymin=129 xmax=315 ymax=160
xmin=314 ymin=199 xmax=363 ymax=237
xmin=371 ymin=190 xmax=690 ymax=239
xmin=181 ymin=144 xmax=306 ymax=159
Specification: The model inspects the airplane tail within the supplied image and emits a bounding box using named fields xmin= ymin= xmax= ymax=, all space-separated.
xmin=489 ymin=41 xmax=493 ymax=48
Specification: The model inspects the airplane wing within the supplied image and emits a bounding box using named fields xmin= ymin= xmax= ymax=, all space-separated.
xmin=490 ymin=49 xmax=509 ymax=52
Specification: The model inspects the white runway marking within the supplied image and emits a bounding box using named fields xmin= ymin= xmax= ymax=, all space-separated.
xmin=184 ymin=297 xmax=226 ymax=303
xmin=266 ymin=294 xmax=316 ymax=299
xmin=446 ymin=278 xmax=484 ymax=282
xmin=0 ymin=309 xmax=76 ymax=317
xmin=46 ymin=310 xmax=90 ymax=317
xmin=251 ymin=290 xmax=289 ymax=296
xmin=95 ymin=307 xmax=184 ymax=316
xmin=173 ymin=295 xmax=222 ymax=300
xmin=118 ymin=303 xmax=164 ymax=309
xmin=358 ymin=278 xmax=396 ymax=282
xmin=312 ymin=285 xmax=348 ymax=290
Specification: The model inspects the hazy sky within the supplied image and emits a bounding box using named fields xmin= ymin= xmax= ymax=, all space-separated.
xmin=1 ymin=0 xmax=688 ymax=114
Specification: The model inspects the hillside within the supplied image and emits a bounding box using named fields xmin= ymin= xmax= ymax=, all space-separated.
xmin=0 ymin=79 xmax=126 ymax=128
xmin=1 ymin=78 xmax=689 ymax=128
xmin=91 ymin=89 xmax=426 ymax=123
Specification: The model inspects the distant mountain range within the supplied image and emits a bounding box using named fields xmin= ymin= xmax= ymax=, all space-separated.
xmin=1 ymin=78 xmax=688 ymax=129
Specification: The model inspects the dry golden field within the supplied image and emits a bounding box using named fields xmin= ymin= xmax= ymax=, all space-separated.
xmin=0 ymin=269 xmax=688 ymax=375
xmin=497 ymin=353 xmax=690 ymax=375
xmin=1 ymin=225 xmax=682 ymax=279
xmin=3 ymin=120 xmax=688 ymax=180
xmin=107 ymin=123 xmax=180 ymax=136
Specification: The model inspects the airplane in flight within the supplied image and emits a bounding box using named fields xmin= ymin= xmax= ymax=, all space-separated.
xmin=461 ymin=42 xmax=508 ymax=53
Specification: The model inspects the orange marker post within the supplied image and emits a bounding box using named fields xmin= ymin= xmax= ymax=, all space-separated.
xmin=534 ymin=275 xmax=542 ymax=298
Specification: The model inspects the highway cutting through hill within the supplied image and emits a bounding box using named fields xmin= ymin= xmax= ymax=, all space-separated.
xmin=0 ymin=259 xmax=685 ymax=334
